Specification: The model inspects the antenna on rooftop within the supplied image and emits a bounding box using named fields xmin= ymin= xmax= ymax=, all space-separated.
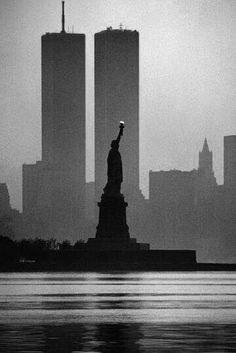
xmin=61 ymin=1 xmax=65 ymax=33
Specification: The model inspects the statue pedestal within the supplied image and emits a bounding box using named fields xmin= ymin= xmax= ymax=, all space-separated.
xmin=96 ymin=193 xmax=130 ymax=240
xmin=87 ymin=192 xmax=149 ymax=251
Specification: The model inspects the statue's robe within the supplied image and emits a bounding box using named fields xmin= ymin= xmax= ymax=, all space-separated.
xmin=104 ymin=146 xmax=123 ymax=194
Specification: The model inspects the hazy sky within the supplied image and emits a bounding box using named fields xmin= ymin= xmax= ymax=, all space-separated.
xmin=0 ymin=0 xmax=236 ymax=210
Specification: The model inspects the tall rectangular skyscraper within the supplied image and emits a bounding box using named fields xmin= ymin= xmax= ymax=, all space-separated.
xmin=42 ymin=32 xmax=85 ymax=180
xmin=95 ymin=27 xmax=139 ymax=200
xmin=23 ymin=5 xmax=86 ymax=241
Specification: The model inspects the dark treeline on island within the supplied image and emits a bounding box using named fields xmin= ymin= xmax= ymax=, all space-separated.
xmin=0 ymin=234 xmax=86 ymax=266
xmin=0 ymin=214 xmax=86 ymax=269
xmin=0 ymin=234 xmax=85 ymax=266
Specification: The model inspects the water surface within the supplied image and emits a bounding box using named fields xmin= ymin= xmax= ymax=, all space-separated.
xmin=0 ymin=272 xmax=236 ymax=352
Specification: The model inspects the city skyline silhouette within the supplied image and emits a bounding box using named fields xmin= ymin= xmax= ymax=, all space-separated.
xmin=1 ymin=3 xmax=236 ymax=352
xmin=0 ymin=1 xmax=235 ymax=263
xmin=0 ymin=0 xmax=235 ymax=210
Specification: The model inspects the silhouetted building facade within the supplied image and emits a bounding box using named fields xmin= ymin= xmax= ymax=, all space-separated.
xmin=222 ymin=135 xmax=236 ymax=224
xmin=0 ymin=183 xmax=23 ymax=239
xmin=148 ymin=139 xmax=217 ymax=250
xmin=0 ymin=183 xmax=11 ymax=213
xmin=224 ymin=136 xmax=236 ymax=191
xmin=149 ymin=170 xmax=197 ymax=249
xmin=148 ymin=140 xmax=219 ymax=254
xmin=41 ymin=32 xmax=85 ymax=176
xmin=23 ymin=6 xmax=86 ymax=241
xmin=195 ymin=139 xmax=217 ymax=222
xmin=199 ymin=138 xmax=213 ymax=173
xmin=95 ymin=27 xmax=139 ymax=200
xmin=195 ymin=140 xmax=219 ymax=261
xmin=148 ymin=137 xmax=236 ymax=263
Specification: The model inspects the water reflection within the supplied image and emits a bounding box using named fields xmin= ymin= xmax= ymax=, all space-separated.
xmin=1 ymin=322 xmax=236 ymax=352
xmin=1 ymin=272 xmax=236 ymax=352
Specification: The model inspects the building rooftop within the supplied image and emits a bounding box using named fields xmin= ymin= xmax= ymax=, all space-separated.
xmin=150 ymin=169 xmax=197 ymax=175
xmin=43 ymin=32 xmax=85 ymax=37
xmin=96 ymin=26 xmax=138 ymax=35
xmin=202 ymin=138 xmax=210 ymax=153
xmin=224 ymin=135 xmax=236 ymax=140
xmin=43 ymin=2 xmax=85 ymax=37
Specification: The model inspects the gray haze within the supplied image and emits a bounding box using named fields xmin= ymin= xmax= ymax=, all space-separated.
xmin=0 ymin=0 xmax=236 ymax=210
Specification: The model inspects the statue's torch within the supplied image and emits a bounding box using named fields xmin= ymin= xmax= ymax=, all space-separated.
xmin=119 ymin=121 xmax=124 ymax=135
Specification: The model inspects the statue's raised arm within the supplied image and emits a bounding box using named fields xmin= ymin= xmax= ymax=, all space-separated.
xmin=103 ymin=122 xmax=125 ymax=195
xmin=116 ymin=121 xmax=124 ymax=144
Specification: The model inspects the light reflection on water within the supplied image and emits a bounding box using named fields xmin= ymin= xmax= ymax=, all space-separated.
xmin=0 ymin=272 xmax=236 ymax=352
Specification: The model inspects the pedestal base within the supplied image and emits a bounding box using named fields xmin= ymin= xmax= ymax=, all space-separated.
xmin=96 ymin=193 xmax=130 ymax=239
xmin=86 ymin=192 xmax=149 ymax=251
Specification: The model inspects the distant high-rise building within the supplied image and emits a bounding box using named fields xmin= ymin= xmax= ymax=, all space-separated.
xmin=224 ymin=135 xmax=236 ymax=190
xmin=0 ymin=183 xmax=11 ymax=214
xmin=195 ymin=139 xmax=217 ymax=242
xmin=23 ymin=3 xmax=86 ymax=241
xmin=42 ymin=33 xmax=85 ymax=174
xmin=199 ymin=138 xmax=213 ymax=175
xmin=0 ymin=183 xmax=23 ymax=239
xmin=41 ymin=1 xmax=85 ymax=184
xmin=95 ymin=27 xmax=139 ymax=200
xmin=196 ymin=138 xmax=217 ymax=203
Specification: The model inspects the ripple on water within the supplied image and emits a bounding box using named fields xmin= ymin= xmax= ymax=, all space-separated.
xmin=0 ymin=271 xmax=236 ymax=352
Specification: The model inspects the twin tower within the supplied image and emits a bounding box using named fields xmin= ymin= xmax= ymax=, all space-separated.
xmin=23 ymin=6 xmax=139 ymax=241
